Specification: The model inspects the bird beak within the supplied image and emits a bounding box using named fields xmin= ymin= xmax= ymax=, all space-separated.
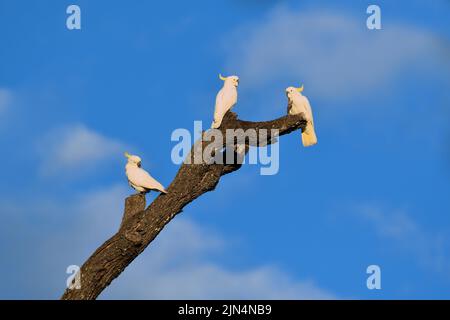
xmin=296 ymin=85 xmax=304 ymax=92
xmin=219 ymin=74 xmax=227 ymax=81
xmin=137 ymin=161 xmax=142 ymax=168
xmin=124 ymin=152 xmax=131 ymax=158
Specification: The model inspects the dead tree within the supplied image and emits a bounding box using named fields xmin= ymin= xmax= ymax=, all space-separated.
xmin=61 ymin=111 xmax=307 ymax=300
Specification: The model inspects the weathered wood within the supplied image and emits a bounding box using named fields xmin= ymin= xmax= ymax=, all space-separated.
xmin=120 ymin=194 xmax=146 ymax=229
xmin=61 ymin=111 xmax=306 ymax=300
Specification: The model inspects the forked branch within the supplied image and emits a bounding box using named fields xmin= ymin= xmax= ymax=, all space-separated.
xmin=61 ymin=111 xmax=306 ymax=300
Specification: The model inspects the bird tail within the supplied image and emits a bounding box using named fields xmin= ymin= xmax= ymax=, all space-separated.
xmin=211 ymin=120 xmax=220 ymax=129
xmin=211 ymin=112 xmax=225 ymax=129
xmin=302 ymin=124 xmax=317 ymax=147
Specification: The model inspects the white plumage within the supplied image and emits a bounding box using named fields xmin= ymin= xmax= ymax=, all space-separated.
xmin=211 ymin=74 xmax=239 ymax=129
xmin=286 ymin=85 xmax=318 ymax=147
xmin=124 ymin=152 xmax=167 ymax=194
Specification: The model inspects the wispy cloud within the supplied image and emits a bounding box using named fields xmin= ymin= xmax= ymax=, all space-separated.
xmin=0 ymin=88 xmax=12 ymax=117
xmin=103 ymin=217 xmax=336 ymax=299
xmin=0 ymin=184 xmax=130 ymax=299
xmin=356 ymin=204 xmax=450 ymax=275
xmin=38 ymin=124 xmax=127 ymax=177
xmin=0 ymin=185 xmax=335 ymax=299
xmin=225 ymin=7 xmax=442 ymax=101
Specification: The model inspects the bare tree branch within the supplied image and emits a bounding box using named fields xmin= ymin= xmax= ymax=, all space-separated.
xmin=61 ymin=111 xmax=307 ymax=300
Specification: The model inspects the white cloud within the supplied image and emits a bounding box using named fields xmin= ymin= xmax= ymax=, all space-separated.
xmin=356 ymin=204 xmax=450 ymax=275
xmin=225 ymin=7 xmax=441 ymax=101
xmin=102 ymin=217 xmax=335 ymax=299
xmin=0 ymin=185 xmax=335 ymax=299
xmin=38 ymin=124 xmax=127 ymax=177
xmin=0 ymin=88 xmax=12 ymax=116
xmin=0 ymin=184 xmax=130 ymax=299
xmin=106 ymin=263 xmax=334 ymax=300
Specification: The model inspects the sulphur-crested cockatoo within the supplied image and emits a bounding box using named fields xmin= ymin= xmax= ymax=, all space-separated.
xmin=211 ymin=74 xmax=239 ymax=129
xmin=286 ymin=85 xmax=317 ymax=147
xmin=124 ymin=152 xmax=167 ymax=194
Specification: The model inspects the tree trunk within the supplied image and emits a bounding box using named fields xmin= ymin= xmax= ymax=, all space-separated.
xmin=61 ymin=111 xmax=306 ymax=300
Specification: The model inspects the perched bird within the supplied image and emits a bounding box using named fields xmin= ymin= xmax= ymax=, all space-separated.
xmin=211 ymin=74 xmax=239 ymax=129
xmin=286 ymin=85 xmax=318 ymax=147
xmin=124 ymin=152 xmax=167 ymax=194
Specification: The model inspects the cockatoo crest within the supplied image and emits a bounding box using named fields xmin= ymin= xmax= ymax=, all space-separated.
xmin=219 ymin=74 xmax=239 ymax=87
xmin=124 ymin=152 xmax=142 ymax=167
xmin=285 ymin=85 xmax=304 ymax=98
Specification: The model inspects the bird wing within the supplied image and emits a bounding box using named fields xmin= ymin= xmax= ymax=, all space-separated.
xmin=127 ymin=167 xmax=166 ymax=192
xmin=215 ymin=88 xmax=237 ymax=116
xmin=301 ymin=96 xmax=314 ymax=126
xmin=213 ymin=87 xmax=237 ymax=128
xmin=214 ymin=89 xmax=226 ymax=117
xmin=291 ymin=95 xmax=307 ymax=116
xmin=287 ymin=97 xmax=293 ymax=115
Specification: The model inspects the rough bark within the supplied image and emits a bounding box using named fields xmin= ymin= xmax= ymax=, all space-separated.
xmin=61 ymin=111 xmax=307 ymax=300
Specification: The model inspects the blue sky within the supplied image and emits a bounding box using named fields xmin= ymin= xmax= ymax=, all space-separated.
xmin=0 ymin=0 xmax=449 ymax=299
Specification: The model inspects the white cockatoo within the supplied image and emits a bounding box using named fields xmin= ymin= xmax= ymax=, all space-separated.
xmin=211 ymin=74 xmax=239 ymax=129
xmin=124 ymin=152 xmax=167 ymax=194
xmin=286 ymin=85 xmax=318 ymax=147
